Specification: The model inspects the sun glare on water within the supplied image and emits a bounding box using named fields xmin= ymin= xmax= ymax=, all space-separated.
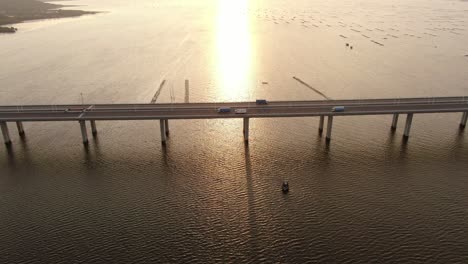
xmin=214 ymin=0 xmax=253 ymax=101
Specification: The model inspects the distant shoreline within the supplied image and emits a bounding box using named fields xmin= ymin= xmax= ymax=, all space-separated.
xmin=0 ymin=26 xmax=18 ymax=33
xmin=0 ymin=0 xmax=98 ymax=33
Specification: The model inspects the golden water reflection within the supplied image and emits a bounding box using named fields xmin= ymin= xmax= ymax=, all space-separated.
xmin=215 ymin=0 xmax=253 ymax=101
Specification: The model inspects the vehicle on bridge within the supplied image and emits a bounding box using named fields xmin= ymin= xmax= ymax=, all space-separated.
xmin=332 ymin=106 xmax=345 ymax=112
xmin=235 ymin=108 xmax=247 ymax=114
xmin=256 ymin=99 xmax=268 ymax=105
xmin=217 ymin=107 xmax=231 ymax=113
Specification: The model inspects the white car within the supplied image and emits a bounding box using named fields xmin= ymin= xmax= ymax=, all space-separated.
xmin=235 ymin=108 xmax=247 ymax=114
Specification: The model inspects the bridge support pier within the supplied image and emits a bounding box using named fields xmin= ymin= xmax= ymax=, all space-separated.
xmin=160 ymin=119 xmax=167 ymax=145
xmin=460 ymin=112 xmax=467 ymax=129
xmin=16 ymin=121 xmax=25 ymax=136
xmin=185 ymin=80 xmax=190 ymax=103
xmin=326 ymin=116 xmax=333 ymax=142
xmin=79 ymin=120 xmax=88 ymax=144
xmin=391 ymin=114 xmax=399 ymax=130
xmin=319 ymin=116 xmax=324 ymax=134
xmin=1 ymin=122 xmax=11 ymax=145
xmin=243 ymin=118 xmax=249 ymax=143
xmin=403 ymin=114 xmax=413 ymax=138
xmin=164 ymin=119 xmax=169 ymax=136
xmin=90 ymin=120 xmax=97 ymax=136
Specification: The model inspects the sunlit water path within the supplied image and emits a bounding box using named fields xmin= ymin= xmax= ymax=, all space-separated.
xmin=0 ymin=0 xmax=467 ymax=262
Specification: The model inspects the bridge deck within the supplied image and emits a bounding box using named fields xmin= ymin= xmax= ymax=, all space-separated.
xmin=0 ymin=97 xmax=467 ymax=122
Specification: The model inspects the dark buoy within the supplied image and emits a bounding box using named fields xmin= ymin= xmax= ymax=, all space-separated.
xmin=282 ymin=181 xmax=289 ymax=193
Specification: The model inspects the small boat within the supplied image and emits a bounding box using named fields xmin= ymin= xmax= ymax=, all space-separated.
xmin=282 ymin=181 xmax=289 ymax=193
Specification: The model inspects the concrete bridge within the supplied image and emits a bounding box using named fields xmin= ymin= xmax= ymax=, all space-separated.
xmin=1 ymin=96 xmax=467 ymax=145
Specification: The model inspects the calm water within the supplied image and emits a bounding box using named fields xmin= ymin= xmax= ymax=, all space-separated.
xmin=1 ymin=0 xmax=468 ymax=263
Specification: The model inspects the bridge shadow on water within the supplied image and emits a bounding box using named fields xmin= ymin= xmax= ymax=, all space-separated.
xmin=82 ymin=134 xmax=100 ymax=172
xmin=243 ymin=144 xmax=263 ymax=261
xmin=381 ymin=125 xmax=467 ymax=165
xmin=0 ymin=134 xmax=38 ymax=186
xmin=3 ymin=143 xmax=15 ymax=167
xmin=3 ymin=133 xmax=33 ymax=167
xmin=313 ymin=134 xmax=332 ymax=168
xmin=447 ymin=127 xmax=466 ymax=159
xmin=387 ymin=129 xmax=409 ymax=161
xmin=161 ymin=142 xmax=172 ymax=167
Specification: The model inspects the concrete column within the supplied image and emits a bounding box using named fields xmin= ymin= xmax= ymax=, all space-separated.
xmin=403 ymin=113 xmax=413 ymax=138
xmin=79 ymin=120 xmax=88 ymax=144
xmin=16 ymin=121 xmax=25 ymax=136
xmin=1 ymin=122 xmax=11 ymax=145
xmin=319 ymin=116 xmax=324 ymax=134
xmin=164 ymin=119 xmax=169 ymax=136
xmin=185 ymin=80 xmax=190 ymax=103
xmin=243 ymin=118 xmax=249 ymax=143
xmin=160 ymin=119 xmax=166 ymax=144
xmin=90 ymin=120 xmax=97 ymax=136
xmin=460 ymin=112 xmax=467 ymax=129
xmin=326 ymin=115 xmax=333 ymax=141
xmin=391 ymin=114 xmax=399 ymax=130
